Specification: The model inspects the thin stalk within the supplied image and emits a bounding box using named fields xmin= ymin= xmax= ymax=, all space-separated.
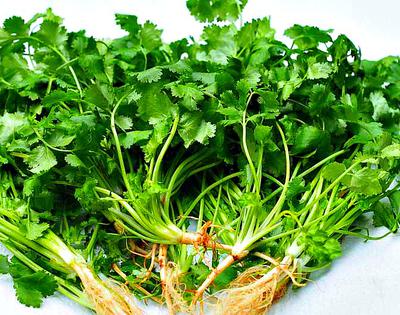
xmin=178 ymin=172 xmax=242 ymax=228
xmin=242 ymin=111 xmax=258 ymax=194
xmin=152 ymin=115 xmax=179 ymax=183
xmin=110 ymin=95 xmax=135 ymax=200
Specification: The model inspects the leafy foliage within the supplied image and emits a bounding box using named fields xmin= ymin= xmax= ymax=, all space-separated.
xmin=0 ymin=1 xmax=399 ymax=313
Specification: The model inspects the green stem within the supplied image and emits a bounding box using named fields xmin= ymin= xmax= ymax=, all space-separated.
xmin=177 ymin=172 xmax=242 ymax=228
xmin=152 ymin=115 xmax=179 ymax=183
xmin=110 ymin=95 xmax=134 ymax=200
xmin=242 ymin=111 xmax=258 ymax=194
xmin=261 ymin=122 xmax=291 ymax=228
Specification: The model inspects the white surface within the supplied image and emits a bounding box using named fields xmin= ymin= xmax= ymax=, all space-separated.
xmin=0 ymin=1 xmax=399 ymax=314
xmin=269 ymin=229 xmax=400 ymax=315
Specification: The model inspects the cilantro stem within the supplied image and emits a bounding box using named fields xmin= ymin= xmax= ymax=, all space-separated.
xmin=177 ymin=172 xmax=242 ymax=228
xmin=152 ymin=114 xmax=180 ymax=183
xmin=242 ymin=109 xmax=259 ymax=194
xmin=110 ymin=95 xmax=135 ymax=200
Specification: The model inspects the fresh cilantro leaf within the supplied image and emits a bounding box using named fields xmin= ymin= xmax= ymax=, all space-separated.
xmin=0 ymin=112 xmax=29 ymax=144
xmin=350 ymin=168 xmax=382 ymax=196
xmin=119 ymin=130 xmax=152 ymax=149
xmin=370 ymin=91 xmax=399 ymax=121
xmin=307 ymin=62 xmax=332 ymax=80
xmin=284 ymin=24 xmax=332 ymax=49
xmin=136 ymin=67 xmax=163 ymax=83
xmin=8 ymin=257 xmax=57 ymax=308
xmin=322 ymin=162 xmax=346 ymax=182
xmin=136 ymin=85 xmax=175 ymax=123
xmin=3 ymin=16 xmax=28 ymax=36
xmin=186 ymin=0 xmax=248 ymax=22
xmin=292 ymin=125 xmax=329 ymax=155
xmin=115 ymin=115 xmax=133 ymax=130
xmin=381 ymin=144 xmax=400 ymax=159
xmin=139 ymin=22 xmax=162 ymax=52
xmin=45 ymin=131 xmax=75 ymax=147
xmin=0 ymin=255 xmax=9 ymax=274
xmin=84 ymin=83 xmax=114 ymax=111
xmin=170 ymin=83 xmax=204 ymax=111
xmin=26 ymin=146 xmax=57 ymax=174
xmin=287 ymin=177 xmax=307 ymax=200
xmin=35 ymin=20 xmax=67 ymax=47
xmin=178 ymin=112 xmax=216 ymax=147
xmin=20 ymin=220 xmax=49 ymax=240
xmin=43 ymin=90 xmax=79 ymax=106
xmin=115 ymin=14 xmax=140 ymax=34
xmin=65 ymin=154 xmax=85 ymax=167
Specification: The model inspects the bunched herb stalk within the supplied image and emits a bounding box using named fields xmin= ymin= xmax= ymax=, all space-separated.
xmin=92 ymin=109 xmax=229 ymax=249
xmin=189 ymin=114 xmax=342 ymax=303
xmin=0 ymin=173 xmax=142 ymax=315
xmin=0 ymin=1 xmax=399 ymax=313
xmin=215 ymin=173 xmax=399 ymax=314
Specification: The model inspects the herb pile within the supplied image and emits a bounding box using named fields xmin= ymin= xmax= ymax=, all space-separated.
xmin=0 ymin=1 xmax=399 ymax=314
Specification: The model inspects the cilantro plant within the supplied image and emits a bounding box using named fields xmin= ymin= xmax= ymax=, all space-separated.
xmin=0 ymin=1 xmax=399 ymax=315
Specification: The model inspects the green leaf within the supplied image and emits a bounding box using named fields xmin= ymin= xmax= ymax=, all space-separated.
xmin=322 ymin=162 xmax=346 ymax=182
xmin=43 ymin=90 xmax=79 ymax=106
xmin=300 ymin=227 xmax=341 ymax=265
xmin=170 ymin=83 xmax=204 ymax=111
xmin=217 ymin=106 xmax=242 ymax=126
xmin=284 ymin=24 xmax=332 ymax=50
xmin=350 ymin=168 xmax=382 ymax=196
xmin=14 ymin=284 xmax=44 ymax=308
xmin=307 ymin=62 xmax=332 ymax=80
xmin=119 ymin=130 xmax=152 ymax=149
xmin=381 ymin=144 xmax=400 ymax=159
xmin=236 ymin=17 xmax=275 ymax=49
xmin=84 ymin=83 xmax=114 ymax=111
xmin=372 ymin=199 xmax=398 ymax=231
xmin=309 ymin=84 xmax=336 ymax=115
xmin=14 ymin=272 xmax=57 ymax=308
xmin=3 ymin=16 xmax=28 ymax=36
xmin=65 ymin=154 xmax=85 ymax=167
xmin=186 ymin=0 xmax=248 ymax=22
xmin=9 ymin=258 xmax=57 ymax=308
xmin=140 ymin=22 xmax=162 ymax=52
xmin=115 ymin=115 xmax=133 ymax=130
xmin=26 ymin=146 xmax=57 ymax=174
xmin=20 ymin=220 xmax=49 ymax=240
xmin=0 ymin=112 xmax=29 ymax=144
xmin=115 ymin=14 xmax=140 ymax=34
xmin=35 ymin=20 xmax=67 ymax=47
xmin=292 ymin=125 xmax=328 ymax=155
xmin=0 ymin=255 xmax=9 ymax=274
xmin=254 ymin=125 xmax=272 ymax=144
xmin=136 ymin=85 xmax=175 ymax=123
xmin=279 ymin=74 xmax=303 ymax=100
xmin=198 ymin=24 xmax=237 ymax=64
xmin=46 ymin=131 xmax=75 ymax=147
xmin=136 ymin=67 xmax=163 ymax=83
xmin=287 ymin=177 xmax=307 ymax=200
xmin=370 ymin=91 xmax=399 ymax=121
xmin=178 ymin=112 xmax=216 ymax=147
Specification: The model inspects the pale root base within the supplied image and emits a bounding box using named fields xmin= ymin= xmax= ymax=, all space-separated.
xmin=159 ymin=245 xmax=175 ymax=315
xmin=192 ymin=251 xmax=249 ymax=307
xmin=73 ymin=262 xmax=143 ymax=315
xmin=164 ymin=262 xmax=193 ymax=314
xmin=213 ymin=256 xmax=295 ymax=315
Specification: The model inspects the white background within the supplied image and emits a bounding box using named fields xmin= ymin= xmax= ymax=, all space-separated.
xmin=0 ymin=0 xmax=399 ymax=314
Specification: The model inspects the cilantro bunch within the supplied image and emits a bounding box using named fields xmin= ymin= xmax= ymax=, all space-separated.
xmin=0 ymin=1 xmax=399 ymax=315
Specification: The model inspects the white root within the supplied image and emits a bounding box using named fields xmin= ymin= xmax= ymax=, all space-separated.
xmin=73 ymin=262 xmax=143 ymax=315
xmin=214 ymin=256 xmax=300 ymax=315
